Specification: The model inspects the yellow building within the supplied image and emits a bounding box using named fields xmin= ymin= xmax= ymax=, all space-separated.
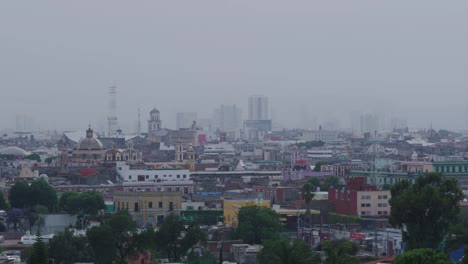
xmin=113 ymin=191 xmax=182 ymax=225
xmin=223 ymin=199 xmax=271 ymax=228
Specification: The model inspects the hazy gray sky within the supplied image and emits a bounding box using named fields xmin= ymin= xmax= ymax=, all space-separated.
xmin=1 ymin=1 xmax=468 ymax=132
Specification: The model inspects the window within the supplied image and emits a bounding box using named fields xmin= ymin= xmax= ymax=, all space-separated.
xmin=148 ymin=202 xmax=153 ymax=208
xmin=169 ymin=202 xmax=174 ymax=211
xmin=146 ymin=175 xmax=149 ymax=179
xmin=378 ymin=211 xmax=382 ymax=215
xmin=163 ymin=175 xmax=167 ymax=177
xmin=383 ymin=195 xmax=388 ymax=199
xmin=183 ymin=175 xmax=187 ymax=178
xmin=378 ymin=195 xmax=383 ymax=199
xmin=361 ymin=211 xmax=366 ymax=215
xmin=158 ymin=202 xmax=163 ymax=208
xmin=134 ymin=202 xmax=139 ymax=212
xmin=129 ymin=175 xmax=132 ymax=180
xmin=126 ymin=202 xmax=129 ymax=210
xmin=366 ymin=203 xmax=371 ymax=207
xmin=361 ymin=203 xmax=366 ymax=207
xmin=383 ymin=211 xmax=388 ymax=215
xmin=383 ymin=203 xmax=388 ymax=207
xmin=177 ymin=175 xmax=180 ymax=178
xmin=155 ymin=175 xmax=158 ymax=178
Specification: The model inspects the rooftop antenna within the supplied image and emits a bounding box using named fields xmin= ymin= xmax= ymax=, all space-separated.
xmin=108 ymin=86 xmax=118 ymax=137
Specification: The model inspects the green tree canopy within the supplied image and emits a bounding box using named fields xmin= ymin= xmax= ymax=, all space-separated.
xmin=302 ymin=182 xmax=315 ymax=216
xmin=307 ymin=177 xmax=321 ymax=189
xmin=392 ymin=248 xmax=451 ymax=264
xmin=322 ymin=239 xmax=359 ymax=264
xmin=389 ymin=173 xmax=463 ymax=249
xmin=321 ymin=175 xmax=340 ymax=191
xmin=59 ymin=191 xmax=105 ymax=215
xmin=29 ymin=179 xmax=57 ymax=211
xmin=9 ymin=180 xmax=30 ymax=208
xmin=25 ymin=154 xmax=41 ymax=162
xmin=156 ymin=213 xmax=207 ymax=262
xmin=258 ymin=238 xmax=320 ymax=264
xmin=237 ymin=206 xmax=281 ymax=244
xmin=9 ymin=180 xmax=58 ymax=211
xmin=0 ymin=192 xmax=8 ymax=210
xmin=29 ymin=235 xmax=48 ymax=264
xmin=48 ymin=229 xmax=93 ymax=264
xmin=313 ymin=161 xmax=328 ymax=172
xmin=294 ymin=141 xmax=325 ymax=149
xmin=87 ymin=211 xmax=152 ymax=264
xmin=44 ymin=156 xmax=57 ymax=165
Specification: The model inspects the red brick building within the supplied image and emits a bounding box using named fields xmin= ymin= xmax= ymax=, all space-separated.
xmin=328 ymin=177 xmax=390 ymax=217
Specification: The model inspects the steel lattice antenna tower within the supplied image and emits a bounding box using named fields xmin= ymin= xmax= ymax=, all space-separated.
xmin=108 ymin=86 xmax=118 ymax=137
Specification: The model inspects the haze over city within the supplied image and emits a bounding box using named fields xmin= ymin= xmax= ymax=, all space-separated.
xmin=1 ymin=1 xmax=468 ymax=132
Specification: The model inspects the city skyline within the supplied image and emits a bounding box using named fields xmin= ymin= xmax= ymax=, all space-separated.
xmin=2 ymin=1 xmax=468 ymax=131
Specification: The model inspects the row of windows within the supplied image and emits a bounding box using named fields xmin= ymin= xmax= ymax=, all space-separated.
xmin=377 ymin=211 xmax=388 ymax=215
xmin=435 ymin=165 xmax=468 ymax=173
xmin=377 ymin=195 xmax=388 ymax=199
xmin=128 ymin=174 xmax=188 ymax=180
xmin=115 ymin=201 xmax=175 ymax=211
xmin=361 ymin=195 xmax=371 ymax=200
xmin=361 ymin=203 xmax=371 ymax=207
xmin=378 ymin=203 xmax=388 ymax=207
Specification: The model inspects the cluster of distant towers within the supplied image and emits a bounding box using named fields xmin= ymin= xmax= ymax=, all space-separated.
xmin=106 ymin=86 xmax=162 ymax=137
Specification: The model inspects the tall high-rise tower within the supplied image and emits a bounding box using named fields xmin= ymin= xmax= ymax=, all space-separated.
xmin=108 ymin=86 xmax=119 ymax=137
xmin=248 ymin=95 xmax=268 ymax=120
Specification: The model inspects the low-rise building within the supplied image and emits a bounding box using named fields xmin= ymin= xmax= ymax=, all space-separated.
xmin=223 ymin=199 xmax=271 ymax=228
xmin=113 ymin=191 xmax=182 ymax=225
xmin=328 ymin=177 xmax=391 ymax=217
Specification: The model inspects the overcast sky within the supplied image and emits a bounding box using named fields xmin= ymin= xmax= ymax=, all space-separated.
xmin=1 ymin=1 xmax=468 ymax=132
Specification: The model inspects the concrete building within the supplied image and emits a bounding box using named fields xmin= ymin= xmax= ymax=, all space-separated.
xmin=176 ymin=112 xmax=198 ymax=130
xmin=300 ymin=128 xmax=338 ymax=143
xmin=213 ymin=104 xmax=242 ymax=138
xmin=116 ymin=162 xmax=193 ymax=194
xmin=113 ymin=191 xmax=182 ymax=225
xmin=248 ymin=95 xmax=268 ymax=120
xmin=360 ymin=113 xmax=379 ymax=135
xmin=328 ymin=177 xmax=391 ymax=217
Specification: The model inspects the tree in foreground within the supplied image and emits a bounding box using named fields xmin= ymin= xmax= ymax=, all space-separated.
xmin=87 ymin=211 xmax=152 ymax=264
xmin=321 ymin=176 xmax=340 ymax=191
xmin=156 ymin=213 xmax=206 ymax=262
xmin=257 ymin=238 xmax=320 ymax=264
xmin=322 ymin=239 xmax=359 ymax=264
xmin=29 ymin=234 xmax=48 ymax=264
xmin=48 ymin=229 xmax=93 ymax=263
xmin=301 ymin=182 xmax=315 ymax=217
xmin=392 ymin=248 xmax=451 ymax=264
xmin=237 ymin=206 xmax=281 ymax=244
xmin=59 ymin=191 xmax=105 ymax=228
xmin=389 ymin=173 xmax=463 ymax=249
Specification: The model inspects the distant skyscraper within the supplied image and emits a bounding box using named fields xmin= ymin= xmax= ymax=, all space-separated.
xmin=213 ymin=104 xmax=242 ymax=136
xmin=176 ymin=112 xmax=198 ymax=130
xmin=107 ymin=86 xmax=119 ymax=137
xmin=360 ymin=113 xmax=379 ymax=135
xmin=248 ymin=95 xmax=268 ymax=120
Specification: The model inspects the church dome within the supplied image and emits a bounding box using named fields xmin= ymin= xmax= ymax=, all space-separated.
xmin=77 ymin=127 xmax=103 ymax=150
xmin=78 ymin=137 xmax=103 ymax=150
xmin=150 ymin=108 xmax=160 ymax=114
